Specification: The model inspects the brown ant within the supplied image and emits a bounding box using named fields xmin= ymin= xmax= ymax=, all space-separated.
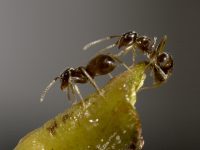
xmin=40 ymin=53 xmax=129 ymax=103
xmin=84 ymin=31 xmax=173 ymax=87
xmin=142 ymin=36 xmax=174 ymax=88
xmin=83 ymin=31 xmax=157 ymax=62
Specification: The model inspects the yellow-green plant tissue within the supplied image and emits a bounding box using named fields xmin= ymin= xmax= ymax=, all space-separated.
xmin=15 ymin=63 xmax=146 ymax=150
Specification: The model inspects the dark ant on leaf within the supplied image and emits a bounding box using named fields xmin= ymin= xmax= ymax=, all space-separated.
xmin=83 ymin=31 xmax=173 ymax=88
xmin=144 ymin=36 xmax=173 ymax=87
xmin=40 ymin=53 xmax=129 ymax=104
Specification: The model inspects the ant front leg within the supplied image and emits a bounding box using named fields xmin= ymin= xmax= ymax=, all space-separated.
xmin=68 ymin=78 xmax=78 ymax=104
xmin=108 ymin=73 xmax=113 ymax=79
xmin=68 ymin=78 xmax=86 ymax=107
xmin=73 ymin=84 xmax=86 ymax=108
xmin=139 ymin=63 xmax=165 ymax=91
xmin=131 ymin=45 xmax=137 ymax=66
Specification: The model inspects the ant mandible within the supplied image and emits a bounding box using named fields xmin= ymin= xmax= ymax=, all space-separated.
xmin=40 ymin=53 xmax=129 ymax=104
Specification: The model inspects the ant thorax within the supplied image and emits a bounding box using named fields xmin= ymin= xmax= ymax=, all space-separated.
xmin=135 ymin=36 xmax=155 ymax=54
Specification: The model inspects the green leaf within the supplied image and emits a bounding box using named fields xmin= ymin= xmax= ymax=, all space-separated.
xmin=15 ymin=63 xmax=146 ymax=150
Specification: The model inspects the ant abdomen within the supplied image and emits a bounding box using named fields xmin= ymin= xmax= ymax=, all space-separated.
xmin=157 ymin=52 xmax=173 ymax=74
xmin=86 ymin=54 xmax=116 ymax=77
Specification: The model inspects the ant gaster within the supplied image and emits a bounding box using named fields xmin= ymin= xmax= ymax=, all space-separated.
xmin=40 ymin=54 xmax=127 ymax=103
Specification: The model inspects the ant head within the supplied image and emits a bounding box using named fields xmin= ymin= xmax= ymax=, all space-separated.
xmin=157 ymin=52 xmax=173 ymax=74
xmin=40 ymin=68 xmax=75 ymax=102
xmin=60 ymin=68 xmax=74 ymax=91
xmin=117 ymin=31 xmax=138 ymax=49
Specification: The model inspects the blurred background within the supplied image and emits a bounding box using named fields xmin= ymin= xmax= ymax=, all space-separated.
xmin=0 ymin=0 xmax=199 ymax=149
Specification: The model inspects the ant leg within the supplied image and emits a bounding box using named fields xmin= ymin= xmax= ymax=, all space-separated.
xmin=73 ymin=84 xmax=86 ymax=107
xmin=132 ymin=46 xmax=137 ymax=65
xmin=139 ymin=63 xmax=166 ymax=91
xmin=97 ymin=43 xmax=116 ymax=54
xmin=116 ymin=45 xmax=137 ymax=66
xmin=117 ymin=45 xmax=136 ymax=65
xmin=115 ymin=49 xmax=124 ymax=57
xmin=107 ymin=53 xmax=131 ymax=71
xmin=68 ymin=79 xmax=85 ymax=107
xmin=80 ymin=67 xmax=104 ymax=96
xmin=116 ymin=45 xmax=133 ymax=57
xmin=154 ymin=63 xmax=168 ymax=80
xmin=66 ymin=85 xmax=72 ymax=101
xmin=108 ymin=73 xmax=113 ymax=79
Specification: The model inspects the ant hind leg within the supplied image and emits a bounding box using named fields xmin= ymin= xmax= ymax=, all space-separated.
xmin=107 ymin=53 xmax=131 ymax=71
xmin=139 ymin=63 xmax=163 ymax=91
xmin=80 ymin=67 xmax=104 ymax=97
xmin=131 ymin=47 xmax=136 ymax=66
xmin=108 ymin=73 xmax=113 ymax=79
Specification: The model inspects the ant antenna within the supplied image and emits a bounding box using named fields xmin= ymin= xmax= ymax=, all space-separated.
xmin=156 ymin=35 xmax=167 ymax=53
xmin=152 ymin=37 xmax=157 ymax=49
xmin=83 ymin=35 xmax=120 ymax=50
xmin=40 ymin=77 xmax=60 ymax=102
xmin=98 ymin=43 xmax=117 ymax=53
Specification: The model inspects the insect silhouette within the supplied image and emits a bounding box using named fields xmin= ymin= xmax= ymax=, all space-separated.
xmin=143 ymin=36 xmax=174 ymax=87
xmin=40 ymin=53 xmax=128 ymax=103
xmin=83 ymin=31 xmax=157 ymax=62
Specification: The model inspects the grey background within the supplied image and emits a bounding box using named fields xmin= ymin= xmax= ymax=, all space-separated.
xmin=0 ymin=0 xmax=199 ymax=149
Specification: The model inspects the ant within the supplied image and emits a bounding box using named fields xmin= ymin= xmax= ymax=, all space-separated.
xmin=84 ymin=31 xmax=173 ymax=87
xmin=142 ymin=36 xmax=174 ymax=88
xmin=83 ymin=31 xmax=157 ymax=62
xmin=40 ymin=53 xmax=129 ymax=104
